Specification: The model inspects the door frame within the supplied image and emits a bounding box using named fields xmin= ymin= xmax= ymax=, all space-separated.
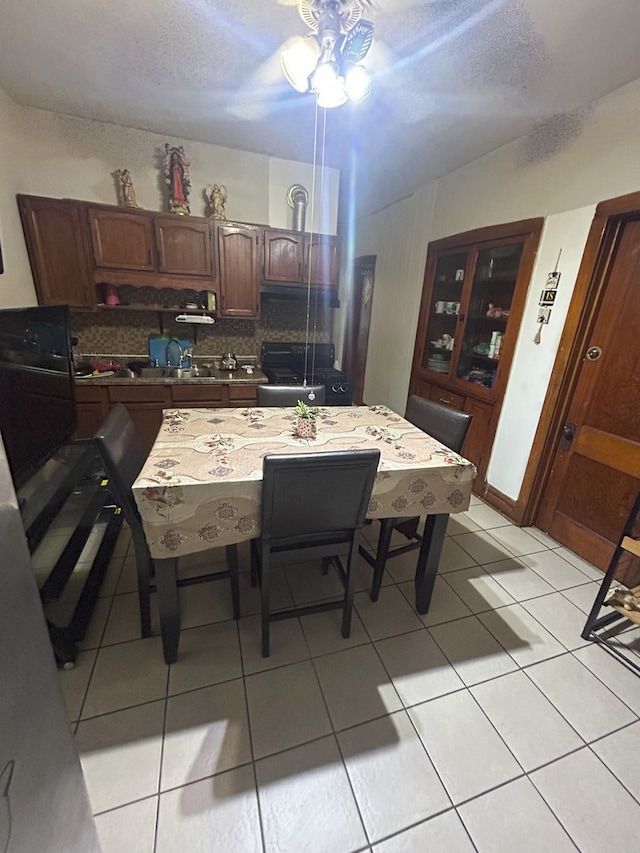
xmin=518 ymin=189 xmax=640 ymax=526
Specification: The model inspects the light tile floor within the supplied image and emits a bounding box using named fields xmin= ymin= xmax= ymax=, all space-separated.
xmin=51 ymin=496 xmax=640 ymax=852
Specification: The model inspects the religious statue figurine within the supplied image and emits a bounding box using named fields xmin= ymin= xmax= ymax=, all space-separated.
xmin=205 ymin=183 xmax=227 ymax=220
xmin=163 ymin=144 xmax=191 ymax=214
xmin=115 ymin=168 xmax=140 ymax=208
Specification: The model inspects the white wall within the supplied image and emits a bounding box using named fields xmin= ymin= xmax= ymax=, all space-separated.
xmin=486 ymin=206 xmax=595 ymax=496
xmin=0 ymin=90 xmax=340 ymax=308
xmin=358 ymin=75 xmax=640 ymax=501
xmin=0 ymin=89 xmax=37 ymax=305
xmin=352 ymin=185 xmax=436 ymax=415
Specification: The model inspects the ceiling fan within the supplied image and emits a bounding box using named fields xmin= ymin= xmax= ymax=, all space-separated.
xmin=280 ymin=0 xmax=376 ymax=107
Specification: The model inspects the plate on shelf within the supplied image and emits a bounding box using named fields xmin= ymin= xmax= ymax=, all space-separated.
xmin=76 ymin=370 xmax=115 ymax=379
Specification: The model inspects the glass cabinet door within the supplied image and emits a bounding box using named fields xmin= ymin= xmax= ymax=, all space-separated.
xmin=456 ymin=242 xmax=523 ymax=390
xmin=420 ymin=250 xmax=468 ymax=377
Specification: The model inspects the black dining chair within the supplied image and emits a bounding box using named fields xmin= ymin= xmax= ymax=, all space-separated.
xmin=250 ymin=448 xmax=380 ymax=657
xmin=360 ymin=395 xmax=472 ymax=601
xmin=93 ymin=404 xmax=240 ymax=645
xmin=256 ymin=384 xmax=326 ymax=407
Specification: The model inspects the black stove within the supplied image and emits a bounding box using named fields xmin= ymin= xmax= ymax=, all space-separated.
xmin=261 ymin=342 xmax=353 ymax=406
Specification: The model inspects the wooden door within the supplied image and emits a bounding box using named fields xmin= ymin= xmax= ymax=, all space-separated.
xmin=217 ymin=223 xmax=260 ymax=318
xmin=342 ymin=255 xmax=375 ymax=405
xmin=537 ymin=217 xmax=640 ymax=569
xmin=154 ymin=216 xmax=212 ymax=276
xmin=17 ymin=196 xmax=95 ymax=308
xmin=88 ymin=209 xmax=155 ymax=270
xmin=306 ymin=235 xmax=339 ymax=287
xmin=263 ymin=229 xmax=304 ymax=282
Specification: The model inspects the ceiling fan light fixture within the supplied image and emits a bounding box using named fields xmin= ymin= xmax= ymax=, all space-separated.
xmin=342 ymin=19 xmax=374 ymax=63
xmin=343 ymin=61 xmax=370 ymax=103
xmin=283 ymin=0 xmax=374 ymax=106
xmin=316 ymin=79 xmax=348 ymax=109
xmin=281 ymin=35 xmax=321 ymax=93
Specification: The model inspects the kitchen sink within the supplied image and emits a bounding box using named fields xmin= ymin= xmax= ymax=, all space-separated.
xmin=136 ymin=366 xmax=215 ymax=379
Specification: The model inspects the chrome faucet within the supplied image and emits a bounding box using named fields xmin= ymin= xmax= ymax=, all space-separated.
xmin=165 ymin=338 xmax=185 ymax=368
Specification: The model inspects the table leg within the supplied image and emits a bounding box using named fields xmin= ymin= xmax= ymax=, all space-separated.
xmin=414 ymin=513 xmax=449 ymax=614
xmin=153 ymin=557 xmax=180 ymax=664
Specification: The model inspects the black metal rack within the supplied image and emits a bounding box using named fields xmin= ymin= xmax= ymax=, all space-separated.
xmin=18 ymin=440 xmax=123 ymax=668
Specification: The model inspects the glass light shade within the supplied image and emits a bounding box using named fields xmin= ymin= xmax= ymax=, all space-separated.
xmin=317 ymin=79 xmax=348 ymax=108
xmin=344 ymin=62 xmax=371 ymax=103
xmin=281 ymin=36 xmax=321 ymax=93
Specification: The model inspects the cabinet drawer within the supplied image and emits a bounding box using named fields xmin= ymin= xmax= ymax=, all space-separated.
xmin=428 ymin=386 xmax=465 ymax=410
xmin=75 ymin=384 xmax=108 ymax=404
xmin=108 ymin=385 xmax=171 ymax=404
xmin=228 ymin=384 xmax=258 ymax=403
xmin=171 ymin=384 xmax=224 ymax=404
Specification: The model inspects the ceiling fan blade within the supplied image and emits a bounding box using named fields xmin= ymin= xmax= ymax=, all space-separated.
xmin=228 ymin=38 xmax=300 ymax=120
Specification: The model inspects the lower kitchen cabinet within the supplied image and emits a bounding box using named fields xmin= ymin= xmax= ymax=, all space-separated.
xmin=74 ymin=383 xmax=261 ymax=453
xmin=408 ymin=377 xmax=494 ymax=484
xmin=74 ymin=385 xmax=110 ymax=441
xmin=171 ymin=384 xmax=226 ymax=407
xmin=228 ymin=384 xmax=258 ymax=406
xmin=108 ymin=385 xmax=171 ymax=453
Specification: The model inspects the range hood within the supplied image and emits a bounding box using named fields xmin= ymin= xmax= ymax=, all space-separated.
xmin=260 ymin=283 xmax=340 ymax=308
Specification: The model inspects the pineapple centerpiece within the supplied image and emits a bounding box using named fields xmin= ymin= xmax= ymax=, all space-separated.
xmin=293 ymin=399 xmax=319 ymax=439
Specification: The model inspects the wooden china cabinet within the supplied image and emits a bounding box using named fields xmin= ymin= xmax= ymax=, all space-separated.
xmin=409 ymin=218 xmax=543 ymax=490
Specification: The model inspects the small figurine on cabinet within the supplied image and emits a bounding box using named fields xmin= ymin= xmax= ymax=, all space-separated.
xmin=115 ymin=168 xmax=141 ymax=208
xmin=163 ymin=144 xmax=191 ymax=214
xmin=205 ymin=183 xmax=227 ymax=220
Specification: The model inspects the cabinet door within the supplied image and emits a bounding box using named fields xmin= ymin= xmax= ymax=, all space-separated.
xmin=228 ymin=384 xmax=258 ymax=406
xmin=154 ymin=216 xmax=213 ymax=276
xmin=89 ymin=209 xmax=155 ymax=270
xmin=17 ymin=196 xmax=95 ymax=308
xmin=418 ymin=250 xmax=468 ymax=381
xmin=455 ymin=242 xmax=524 ymax=391
xmin=108 ymin=386 xmax=171 ymax=454
xmin=217 ymin=223 xmax=260 ymax=318
xmin=263 ymin=229 xmax=304 ymax=282
xmin=462 ymin=397 xmax=494 ymax=483
xmin=74 ymin=385 xmax=109 ymax=439
xmin=305 ymin=235 xmax=339 ymax=287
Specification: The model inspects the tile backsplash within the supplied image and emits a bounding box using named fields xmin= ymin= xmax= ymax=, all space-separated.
xmin=71 ymin=296 xmax=332 ymax=359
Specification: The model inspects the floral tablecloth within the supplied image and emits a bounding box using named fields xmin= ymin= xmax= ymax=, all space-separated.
xmin=132 ymin=406 xmax=476 ymax=559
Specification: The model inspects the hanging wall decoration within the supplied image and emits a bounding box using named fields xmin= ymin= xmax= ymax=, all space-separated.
xmin=163 ymin=144 xmax=191 ymax=214
xmin=204 ymin=183 xmax=227 ymax=220
xmin=115 ymin=169 xmax=141 ymax=208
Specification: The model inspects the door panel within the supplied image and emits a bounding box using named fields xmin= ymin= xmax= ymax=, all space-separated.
xmin=537 ymin=217 xmax=640 ymax=569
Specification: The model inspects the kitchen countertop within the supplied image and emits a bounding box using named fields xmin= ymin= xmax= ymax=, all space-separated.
xmin=75 ymin=369 xmax=269 ymax=386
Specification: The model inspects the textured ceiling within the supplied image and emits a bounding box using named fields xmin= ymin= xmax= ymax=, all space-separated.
xmin=2 ymin=0 xmax=640 ymax=215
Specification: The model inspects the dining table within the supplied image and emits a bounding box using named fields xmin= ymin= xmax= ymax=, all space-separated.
xmin=132 ymin=404 xmax=476 ymax=662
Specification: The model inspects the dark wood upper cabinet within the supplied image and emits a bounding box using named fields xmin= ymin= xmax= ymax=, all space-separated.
xmin=306 ymin=235 xmax=339 ymax=287
xmin=17 ymin=195 xmax=95 ymax=308
xmin=409 ymin=218 xmax=543 ymax=489
xmin=154 ymin=216 xmax=213 ymax=276
xmin=88 ymin=209 xmax=155 ymax=271
xmin=217 ymin=222 xmax=260 ymax=318
xmin=263 ymin=229 xmax=304 ymax=282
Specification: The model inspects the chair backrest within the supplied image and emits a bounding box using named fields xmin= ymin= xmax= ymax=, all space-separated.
xmin=257 ymin=384 xmax=326 ymax=407
xmin=92 ymin=403 xmax=148 ymax=527
xmin=405 ymin=395 xmax=472 ymax=454
xmin=261 ymin=449 xmax=380 ymax=543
